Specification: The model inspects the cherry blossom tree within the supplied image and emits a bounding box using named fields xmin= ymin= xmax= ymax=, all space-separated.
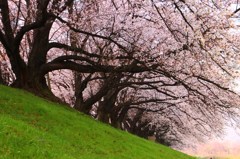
xmin=1 ymin=0 xmax=240 ymax=147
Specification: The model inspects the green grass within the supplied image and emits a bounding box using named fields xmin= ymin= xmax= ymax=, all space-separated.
xmin=0 ymin=85 xmax=195 ymax=159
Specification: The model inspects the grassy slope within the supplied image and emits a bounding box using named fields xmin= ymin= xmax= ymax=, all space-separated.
xmin=0 ymin=85 xmax=195 ymax=159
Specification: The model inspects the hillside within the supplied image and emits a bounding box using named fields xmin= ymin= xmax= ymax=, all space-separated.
xmin=0 ymin=85 xmax=195 ymax=159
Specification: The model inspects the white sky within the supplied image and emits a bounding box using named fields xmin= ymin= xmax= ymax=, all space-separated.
xmin=224 ymin=126 xmax=240 ymax=141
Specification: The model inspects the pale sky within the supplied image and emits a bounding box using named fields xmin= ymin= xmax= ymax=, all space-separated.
xmin=184 ymin=127 xmax=240 ymax=158
xmin=224 ymin=127 xmax=240 ymax=141
xmin=184 ymin=76 xmax=240 ymax=157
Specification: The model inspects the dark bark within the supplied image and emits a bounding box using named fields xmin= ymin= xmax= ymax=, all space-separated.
xmin=74 ymin=74 xmax=91 ymax=113
xmin=97 ymin=88 xmax=119 ymax=123
xmin=0 ymin=69 xmax=5 ymax=85
xmin=111 ymin=102 xmax=131 ymax=129
xmin=27 ymin=21 xmax=53 ymax=89
xmin=0 ymin=0 xmax=51 ymax=93
xmin=0 ymin=0 xmax=27 ymax=88
xmin=74 ymin=75 xmax=115 ymax=113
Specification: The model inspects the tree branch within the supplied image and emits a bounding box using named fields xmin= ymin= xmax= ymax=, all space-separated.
xmin=40 ymin=60 xmax=153 ymax=76
xmin=51 ymin=55 xmax=98 ymax=66
xmin=48 ymin=42 xmax=101 ymax=58
xmin=14 ymin=0 xmax=51 ymax=48
xmin=0 ymin=0 xmax=14 ymax=42
xmin=0 ymin=30 xmax=11 ymax=53
xmin=174 ymin=2 xmax=194 ymax=31
xmin=52 ymin=14 xmax=129 ymax=52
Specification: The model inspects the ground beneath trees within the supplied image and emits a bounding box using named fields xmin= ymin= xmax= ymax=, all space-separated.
xmin=0 ymin=85 xmax=195 ymax=159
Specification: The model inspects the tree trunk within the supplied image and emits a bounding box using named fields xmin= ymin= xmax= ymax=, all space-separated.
xmin=8 ymin=19 xmax=57 ymax=101
xmin=97 ymin=89 xmax=119 ymax=124
xmin=0 ymin=69 xmax=4 ymax=85
xmin=74 ymin=100 xmax=89 ymax=114
xmin=23 ymin=21 xmax=60 ymax=100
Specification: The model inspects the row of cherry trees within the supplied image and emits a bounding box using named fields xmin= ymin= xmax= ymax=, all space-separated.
xmin=1 ymin=0 xmax=240 ymax=147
